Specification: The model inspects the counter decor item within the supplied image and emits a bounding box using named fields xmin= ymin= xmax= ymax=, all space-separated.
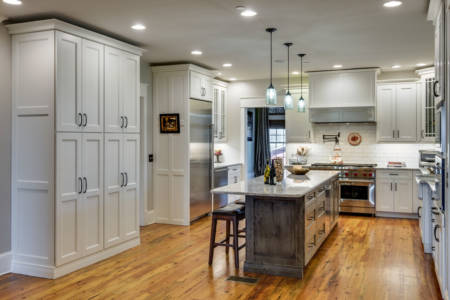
xmin=274 ymin=157 xmax=284 ymax=182
xmin=285 ymin=165 xmax=310 ymax=175
xmin=296 ymin=146 xmax=309 ymax=164
xmin=160 ymin=113 xmax=180 ymax=133
xmin=348 ymin=132 xmax=362 ymax=146
xmin=269 ymin=159 xmax=276 ymax=185
xmin=214 ymin=149 xmax=223 ymax=163
xmin=264 ymin=159 xmax=270 ymax=184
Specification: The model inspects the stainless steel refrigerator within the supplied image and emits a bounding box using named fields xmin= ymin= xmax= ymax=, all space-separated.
xmin=189 ymin=99 xmax=213 ymax=221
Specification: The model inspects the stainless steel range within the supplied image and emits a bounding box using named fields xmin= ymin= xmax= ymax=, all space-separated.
xmin=309 ymin=163 xmax=377 ymax=215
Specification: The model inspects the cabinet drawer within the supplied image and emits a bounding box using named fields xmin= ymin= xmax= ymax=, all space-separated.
xmin=315 ymin=190 xmax=326 ymax=218
xmin=377 ymin=170 xmax=412 ymax=180
xmin=304 ymin=223 xmax=316 ymax=265
xmin=316 ymin=215 xmax=327 ymax=246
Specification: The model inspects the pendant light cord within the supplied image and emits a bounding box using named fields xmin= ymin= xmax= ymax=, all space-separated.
xmin=270 ymin=31 xmax=272 ymax=84
xmin=287 ymin=46 xmax=289 ymax=91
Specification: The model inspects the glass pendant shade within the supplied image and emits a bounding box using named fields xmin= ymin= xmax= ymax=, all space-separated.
xmin=298 ymin=96 xmax=306 ymax=112
xmin=266 ymin=83 xmax=277 ymax=105
xmin=284 ymin=92 xmax=294 ymax=109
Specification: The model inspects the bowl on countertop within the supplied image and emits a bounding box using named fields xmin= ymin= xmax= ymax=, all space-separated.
xmin=285 ymin=165 xmax=310 ymax=175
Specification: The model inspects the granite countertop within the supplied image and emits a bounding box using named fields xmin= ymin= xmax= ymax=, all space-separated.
xmin=211 ymin=170 xmax=339 ymax=198
xmin=214 ymin=162 xmax=242 ymax=169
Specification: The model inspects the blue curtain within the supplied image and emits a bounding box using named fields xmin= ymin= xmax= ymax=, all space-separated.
xmin=254 ymin=108 xmax=271 ymax=176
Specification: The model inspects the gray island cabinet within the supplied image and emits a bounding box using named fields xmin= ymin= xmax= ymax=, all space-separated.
xmin=211 ymin=170 xmax=340 ymax=278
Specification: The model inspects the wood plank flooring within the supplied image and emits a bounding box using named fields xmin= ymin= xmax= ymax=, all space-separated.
xmin=0 ymin=215 xmax=442 ymax=299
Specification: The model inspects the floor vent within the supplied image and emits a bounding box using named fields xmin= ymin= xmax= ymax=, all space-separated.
xmin=226 ymin=276 xmax=258 ymax=284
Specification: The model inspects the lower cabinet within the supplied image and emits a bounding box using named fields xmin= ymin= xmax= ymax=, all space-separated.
xmin=104 ymin=133 xmax=140 ymax=248
xmin=376 ymin=170 xmax=413 ymax=214
xmin=56 ymin=133 xmax=104 ymax=266
xmin=432 ymin=210 xmax=446 ymax=296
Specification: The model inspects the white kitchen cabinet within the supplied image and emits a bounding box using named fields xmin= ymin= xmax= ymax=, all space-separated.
xmin=56 ymin=132 xmax=103 ymax=265
xmin=213 ymin=80 xmax=228 ymax=142
xmin=8 ymin=19 xmax=143 ymax=279
xmin=376 ymin=170 xmax=413 ymax=214
xmin=377 ymin=83 xmax=417 ymax=142
xmin=286 ymin=90 xmax=311 ymax=142
xmin=433 ymin=1 xmax=445 ymax=107
xmin=190 ymin=70 xmax=212 ymax=101
xmin=104 ymin=133 xmax=140 ymax=248
xmin=416 ymin=68 xmax=437 ymax=142
xmin=55 ymin=33 xmax=104 ymax=133
xmin=104 ymin=46 xmax=140 ymax=133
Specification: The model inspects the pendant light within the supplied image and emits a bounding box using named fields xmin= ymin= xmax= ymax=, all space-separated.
xmin=297 ymin=53 xmax=306 ymax=112
xmin=266 ymin=28 xmax=277 ymax=105
xmin=284 ymin=42 xmax=294 ymax=110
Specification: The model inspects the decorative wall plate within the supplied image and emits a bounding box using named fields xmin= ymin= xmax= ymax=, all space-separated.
xmin=348 ymin=132 xmax=362 ymax=146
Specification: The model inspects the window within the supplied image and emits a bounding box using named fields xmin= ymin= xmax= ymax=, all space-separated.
xmin=424 ymin=78 xmax=436 ymax=138
xmin=269 ymin=128 xmax=286 ymax=160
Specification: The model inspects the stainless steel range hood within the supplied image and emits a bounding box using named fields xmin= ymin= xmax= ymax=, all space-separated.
xmin=309 ymin=106 xmax=376 ymax=123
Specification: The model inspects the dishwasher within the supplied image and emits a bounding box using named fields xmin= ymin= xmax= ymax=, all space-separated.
xmin=213 ymin=167 xmax=228 ymax=209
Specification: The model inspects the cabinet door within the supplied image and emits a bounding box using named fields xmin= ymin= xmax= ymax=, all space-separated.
xmin=121 ymin=52 xmax=140 ymax=133
xmin=202 ymin=77 xmax=213 ymax=101
xmin=213 ymin=87 xmax=219 ymax=138
xmin=190 ymin=71 xmax=203 ymax=100
xmin=104 ymin=134 xmax=123 ymax=248
xmin=81 ymin=40 xmax=104 ymax=132
xmin=81 ymin=133 xmax=104 ymax=255
xmin=122 ymin=134 xmax=140 ymax=241
xmin=435 ymin=7 xmax=445 ymax=104
xmin=377 ymin=85 xmax=396 ymax=141
xmin=375 ymin=179 xmax=394 ymax=212
xmin=105 ymin=46 xmax=123 ymax=133
xmin=56 ymin=32 xmax=82 ymax=132
xmin=56 ymin=133 xmax=83 ymax=265
xmin=286 ymin=91 xmax=311 ymax=142
xmin=393 ymin=178 xmax=413 ymax=213
xmin=395 ymin=84 xmax=417 ymax=142
xmin=219 ymin=88 xmax=226 ymax=139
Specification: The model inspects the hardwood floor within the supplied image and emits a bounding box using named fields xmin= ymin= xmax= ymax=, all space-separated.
xmin=0 ymin=215 xmax=442 ymax=299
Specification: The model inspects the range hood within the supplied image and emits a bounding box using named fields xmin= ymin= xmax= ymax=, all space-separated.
xmin=308 ymin=68 xmax=378 ymax=123
xmin=309 ymin=106 xmax=376 ymax=123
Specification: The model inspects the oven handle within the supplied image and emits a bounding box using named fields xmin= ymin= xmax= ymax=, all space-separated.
xmin=339 ymin=181 xmax=375 ymax=186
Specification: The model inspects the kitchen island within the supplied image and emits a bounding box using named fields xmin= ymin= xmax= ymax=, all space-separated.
xmin=211 ymin=170 xmax=340 ymax=278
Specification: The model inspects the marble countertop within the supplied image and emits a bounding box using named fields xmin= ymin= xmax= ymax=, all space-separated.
xmin=214 ymin=162 xmax=242 ymax=169
xmin=211 ymin=170 xmax=339 ymax=198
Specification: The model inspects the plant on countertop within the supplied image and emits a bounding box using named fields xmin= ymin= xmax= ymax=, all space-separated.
xmin=214 ymin=149 xmax=223 ymax=163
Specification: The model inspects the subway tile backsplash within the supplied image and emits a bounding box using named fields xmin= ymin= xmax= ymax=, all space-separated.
xmin=286 ymin=123 xmax=439 ymax=168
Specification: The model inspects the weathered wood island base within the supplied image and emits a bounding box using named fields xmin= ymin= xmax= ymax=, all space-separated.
xmin=211 ymin=171 xmax=340 ymax=278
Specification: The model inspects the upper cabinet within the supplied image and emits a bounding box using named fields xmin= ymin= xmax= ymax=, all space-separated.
xmin=213 ymin=80 xmax=227 ymax=142
xmin=104 ymin=46 xmax=140 ymax=133
xmin=285 ymin=89 xmax=311 ymax=143
xmin=429 ymin=0 xmax=445 ymax=108
xmin=377 ymin=83 xmax=417 ymax=142
xmin=416 ymin=68 xmax=438 ymax=143
xmin=190 ymin=70 xmax=212 ymax=101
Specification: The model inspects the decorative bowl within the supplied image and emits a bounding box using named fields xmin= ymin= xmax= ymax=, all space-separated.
xmin=285 ymin=165 xmax=310 ymax=175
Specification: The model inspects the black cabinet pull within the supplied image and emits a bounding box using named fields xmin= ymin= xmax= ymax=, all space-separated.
xmin=125 ymin=172 xmax=128 ymax=186
xmin=120 ymin=172 xmax=124 ymax=187
xmin=77 ymin=113 xmax=83 ymax=127
xmin=124 ymin=116 xmax=128 ymax=128
xmin=78 ymin=177 xmax=83 ymax=194
xmin=82 ymin=113 xmax=87 ymax=127
xmin=83 ymin=177 xmax=87 ymax=193
xmin=417 ymin=206 xmax=422 ymax=218
xmin=434 ymin=225 xmax=440 ymax=242
xmin=433 ymin=80 xmax=440 ymax=98
xmin=120 ymin=116 xmax=124 ymax=128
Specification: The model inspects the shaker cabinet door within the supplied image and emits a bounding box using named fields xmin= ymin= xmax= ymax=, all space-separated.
xmin=121 ymin=53 xmax=140 ymax=133
xmin=375 ymin=179 xmax=394 ymax=212
xmin=393 ymin=179 xmax=413 ymax=213
xmin=81 ymin=40 xmax=104 ymax=132
xmin=105 ymin=46 xmax=123 ymax=133
xmin=395 ymin=84 xmax=417 ymax=142
xmin=56 ymin=133 xmax=83 ymax=266
xmin=376 ymin=85 xmax=396 ymax=142
xmin=56 ymin=32 xmax=82 ymax=132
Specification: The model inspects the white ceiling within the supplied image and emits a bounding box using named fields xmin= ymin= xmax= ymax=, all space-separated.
xmin=1 ymin=0 xmax=434 ymax=80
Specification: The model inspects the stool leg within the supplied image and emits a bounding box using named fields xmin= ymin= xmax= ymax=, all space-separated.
xmin=225 ymin=220 xmax=230 ymax=255
xmin=233 ymin=216 xmax=239 ymax=269
xmin=208 ymin=217 xmax=217 ymax=265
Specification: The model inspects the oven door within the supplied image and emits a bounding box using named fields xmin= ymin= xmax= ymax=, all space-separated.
xmin=339 ymin=180 xmax=375 ymax=214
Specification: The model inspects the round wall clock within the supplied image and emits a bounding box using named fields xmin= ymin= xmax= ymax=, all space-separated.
xmin=348 ymin=132 xmax=362 ymax=146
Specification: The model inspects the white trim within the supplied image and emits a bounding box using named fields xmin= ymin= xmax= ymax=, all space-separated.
xmin=12 ymin=238 xmax=139 ymax=279
xmin=415 ymin=67 xmax=435 ymax=78
xmin=240 ymin=97 xmax=283 ymax=108
xmin=6 ymin=19 xmax=144 ymax=56
xmin=375 ymin=212 xmax=418 ymax=219
xmin=151 ymin=64 xmax=214 ymax=77
xmin=140 ymin=83 xmax=153 ymax=226
xmin=0 ymin=252 xmax=12 ymax=276
xmin=142 ymin=210 xmax=156 ymax=225
xmin=0 ymin=16 xmax=6 ymax=23
xmin=427 ymin=0 xmax=442 ymax=23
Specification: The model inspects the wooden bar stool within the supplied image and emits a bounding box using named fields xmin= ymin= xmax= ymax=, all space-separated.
xmin=208 ymin=203 xmax=246 ymax=269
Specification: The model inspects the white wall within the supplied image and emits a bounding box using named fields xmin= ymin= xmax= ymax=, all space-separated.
xmin=0 ymin=23 xmax=11 ymax=253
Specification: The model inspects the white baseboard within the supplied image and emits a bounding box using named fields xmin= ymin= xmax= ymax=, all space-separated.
xmin=155 ymin=217 xmax=189 ymax=226
xmin=376 ymin=212 xmax=418 ymax=219
xmin=12 ymin=238 xmax=140 ymax=279
xmin=0 ymin=251 xmax=12 ymax=276
xmin=141 ymin=210 xmax=155 ymax=226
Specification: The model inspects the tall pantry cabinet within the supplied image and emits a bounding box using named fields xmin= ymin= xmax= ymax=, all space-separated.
xmin=8 ymin=19 xmax=143 ymax=279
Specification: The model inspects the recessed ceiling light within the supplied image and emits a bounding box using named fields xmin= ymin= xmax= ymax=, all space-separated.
xmin=229 ymin=77 xmax=237 ymax=81
xmin=292 ymin=71 xmax=299 ymax=75
xmin=241 ymin=9 xmax=257 ymax=17
xmin=235 ymin=5 xmax=245 ymax=11
xmin=131 ymin=24 xmax=146 ymax=31
xmin=333 ymin=64 xmax=343 ymax=68
xmin=3 ymin=0 xmax=22 ymax=5
xmin=392 ymin=65 xmax=401 ymax=69
xmin=416 ymin=63 xmax=426 ymax=67
xmin=223 ymin=63 xmax=232 ymax=67
xmin=217 ymin=72 xmax=222 ymax=76
xmin=383 ymin=1 xmax=402 ymax=8
xmin=191 ymin=50 xmax=202 ymax=55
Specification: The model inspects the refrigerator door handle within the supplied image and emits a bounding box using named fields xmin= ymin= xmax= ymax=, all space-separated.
xmin=209 ymin=123 xmax=214 ymax=190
